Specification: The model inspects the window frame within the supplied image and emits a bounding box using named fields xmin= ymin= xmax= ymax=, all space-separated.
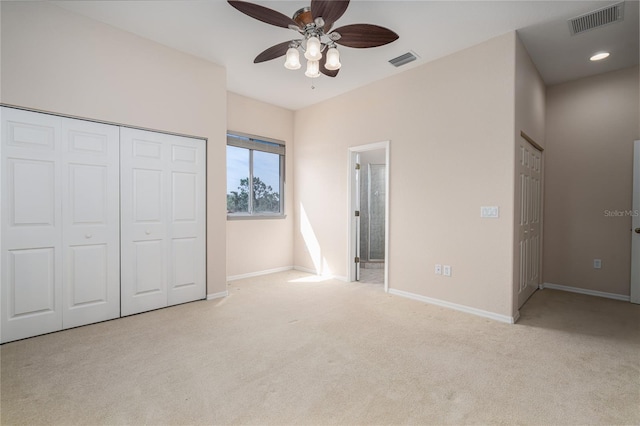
xmin=226 ymin=131 xmax=286 ymax=220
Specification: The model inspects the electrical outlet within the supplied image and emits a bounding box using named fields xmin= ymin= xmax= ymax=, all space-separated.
xmin=435 ymin=264 xmax=442 ymax=275
xmin=593 ymin=259 xmax=602 ymax=269
xmin=443 ymin=265 xmax=452 ymax=277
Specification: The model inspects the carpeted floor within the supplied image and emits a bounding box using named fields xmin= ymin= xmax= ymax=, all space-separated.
xmin=1 ymin=269 xmax=639 ymax=425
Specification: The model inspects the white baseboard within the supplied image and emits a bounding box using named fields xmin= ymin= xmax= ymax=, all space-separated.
xmin=541 ymin=282 xmax=630 ymax=302
xmin=293 ymin=265 xmax=317 ymax=275
xmin=206 ymin=290 xmax=228 ymax=300
xmin=227 ymin=266 xmax=293 ymax=282
xmin=388 ymin=288 xmax=517 ymax=324
xmin=292 ymin=266 xmax=348 ymax=282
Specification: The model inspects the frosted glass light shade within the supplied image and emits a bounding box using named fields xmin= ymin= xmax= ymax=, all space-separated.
xmin=305 ymin=60 xmax=320 ymax=78
xmin=284 ymin=48 xmax=301 ymax=70
xmin=325 ymin=47 xmax=341 ymax=70
xmin=304 ymin=36 xmax=322 ymax=61
xmin=589 ymin=52 xmax=610 ymax=61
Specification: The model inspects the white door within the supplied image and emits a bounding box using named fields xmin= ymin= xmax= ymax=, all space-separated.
xmin=61 ymin=118 xmax=120 ymax=328
xmin=517 ymin=137 xmax=542 ymax=308
xmin=120 ymin=128 xmax=205 ymax=316
xmin=631 ymin=140 xmax=640 ymax=304
xmin=167 ymin=135 xmax=206 ymax=306
xmin=120 ymin=128 xmax=169 ymax=315
xmin=1 ymin=108 xmax=64 ymax=342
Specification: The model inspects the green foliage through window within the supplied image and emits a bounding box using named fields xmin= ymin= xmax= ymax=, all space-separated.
xmin=226 ymin=132 xmax=285 ymax=217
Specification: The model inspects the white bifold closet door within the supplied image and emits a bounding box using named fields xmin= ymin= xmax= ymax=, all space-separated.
xmin=1 ymin=108 xmax=120 ymax=343
xmin=120 ymin=128 xmax=206 ymax=316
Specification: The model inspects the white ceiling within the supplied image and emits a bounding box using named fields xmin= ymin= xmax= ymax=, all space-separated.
xmin=52 ymin=0 xmax=639 ymax=111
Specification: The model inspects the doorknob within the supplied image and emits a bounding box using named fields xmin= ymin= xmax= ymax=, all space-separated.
xmin=85 ymin=234 xmax=92 ymax=239
xmin=145 ymin=230 xmax=151 ymax=235
xmin=635 ymin=228 xmax=640 ymax=234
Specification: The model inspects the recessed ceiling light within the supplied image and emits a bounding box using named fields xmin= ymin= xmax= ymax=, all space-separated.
xmin=590 ymin=52 xmax=610 ymax=61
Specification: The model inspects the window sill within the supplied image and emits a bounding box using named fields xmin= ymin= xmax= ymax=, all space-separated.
xmin=227 ymin=214 xmax=287 ymax=221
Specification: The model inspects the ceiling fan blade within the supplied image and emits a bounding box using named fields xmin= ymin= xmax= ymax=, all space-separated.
xmin=311 ymin=0 xmax=350 ymax=31
xmin=320 ymin=53 xmax=339 ymax=77
xmin=254 ymin=40 xmax=294 ymax=63
xmin=332 ymin=24 xmax=399 ymax=48
xmin=228 ymin=0 xmax=299 ymax=29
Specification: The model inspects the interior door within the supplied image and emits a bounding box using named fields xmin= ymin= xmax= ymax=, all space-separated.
xmin=631 ymin=140 xmax=640 ymax=304
xmin=517 ymin=137 xmax=542 ymax=308
xmin=1 ymin=108 xmax=63 ymax=343
xmin=61 ymin=118 xmax=120 ymax=328
xmin=120 ymin=128 xmax=169 ymax=316
xmin=167 ymin=135 xmax=206 ymax=306
xmin=120 ymin=128 xmax=205 ymax=315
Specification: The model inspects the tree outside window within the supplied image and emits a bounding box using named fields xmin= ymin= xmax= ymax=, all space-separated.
xmin=226 ymin=133 xmax=285 ymax=217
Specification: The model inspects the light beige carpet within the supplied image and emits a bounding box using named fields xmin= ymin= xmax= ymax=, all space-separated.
xmin=1 ymin=270 xmax=639 ymax=425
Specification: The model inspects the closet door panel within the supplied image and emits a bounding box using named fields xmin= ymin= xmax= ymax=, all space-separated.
xmin=120 ymin=128 xmax=169 ymax=316
xmin=1 ymin=108 xmax=63 ymax=343
xmin=61 ymin=118 xmax=120 ymax=328
xmin=167 ymin=136 xmax=206 ymax=306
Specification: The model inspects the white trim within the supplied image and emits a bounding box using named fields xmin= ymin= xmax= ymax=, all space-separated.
xmin=206 ymin=291 xmax=228 ymax=300
xmin=292 ymin=266 xmax=348 ymax=282
xmin=293 ymin=265 xmax=318 ymax=275
xmin=541 ymin=282 xmax=630 ymax=302
xmin=349 ymin=141 xmax=389 ymax=152
xmin=388 ymin=288 xmax=517 ymax=324
xmin=227 ymin=266 xmax=293 ymax=282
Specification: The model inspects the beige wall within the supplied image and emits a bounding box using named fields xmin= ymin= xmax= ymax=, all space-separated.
xmin=294 ymin=33 xmax=519 ymax=318
xmin=226 ymin=92 xmax=294 ymax=278
xmin=544 ymin=66 xmax=640 ymax=296
xmin=512 ymin=34 xmax=546 ymax=312
xmin=1 ymin=2 xmax=228 ymax=295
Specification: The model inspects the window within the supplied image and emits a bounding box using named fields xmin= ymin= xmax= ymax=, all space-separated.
xmin=226 ymin=132 xmax=285 ymax=218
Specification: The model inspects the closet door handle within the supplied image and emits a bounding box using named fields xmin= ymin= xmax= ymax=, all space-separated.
xmin=145 ymin=230 xmax=151 ymax=235
xmin=85 ymin=234 xmax=92 ymax=239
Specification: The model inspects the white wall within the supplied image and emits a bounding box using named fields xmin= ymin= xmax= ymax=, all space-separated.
xmin=544 ymin=66 xmax=640 ymax=296
xmin=294 ymin=33 xmax=519 ymax=319
xmin=0 ymin=2 xmax=228 ymax=295
xmin=226 ymin=92 xmax=294 ymax=278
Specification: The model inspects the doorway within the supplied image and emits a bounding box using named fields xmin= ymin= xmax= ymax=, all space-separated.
xmin=516 ymin=133 xmax=543 ymax=308
xmin=348 ymin=142 xmax=389 ymax=292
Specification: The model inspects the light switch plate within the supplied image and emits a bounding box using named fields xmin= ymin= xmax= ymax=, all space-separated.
xmin=435 ymin=264 xmax=442 ymax=275
xmin=481 ymin=206 xmax=499 ymax=218
xmin=443 ymin=265 xmax=452 ymax=277
xmin=594 ymin=259 xmax=602 ymax=269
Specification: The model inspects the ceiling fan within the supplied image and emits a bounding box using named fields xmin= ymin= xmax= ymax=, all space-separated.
xmin=228 ymin=0 xmax=399 ymax=78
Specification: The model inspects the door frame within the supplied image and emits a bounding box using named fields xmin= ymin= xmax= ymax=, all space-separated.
xmin=631 ymin=140 xmax=640 ymax=304
xmin=515 ymin=131 xmax=544 ymax=309
xmin=348 ymin=141 xmax=390 ymax=292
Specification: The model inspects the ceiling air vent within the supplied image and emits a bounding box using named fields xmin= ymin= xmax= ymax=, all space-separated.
xmin=568 ymin=2 xmax=625 ymax=35
xmin=389 ymin=51 xmax=418 ymax=68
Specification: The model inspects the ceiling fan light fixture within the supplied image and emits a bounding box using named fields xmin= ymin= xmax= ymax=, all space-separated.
xmin=305 ymin=60 xmax=321 ymax=78
xmin=284 ymin=47 xmax=301 ymax=70
xmin=228 ymin=0 xmax=399 ymax=80
xmin=325 ymin=47 xmax=341 ymax=70
xmin=304 ymin=36 xmax=322 ymax=61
